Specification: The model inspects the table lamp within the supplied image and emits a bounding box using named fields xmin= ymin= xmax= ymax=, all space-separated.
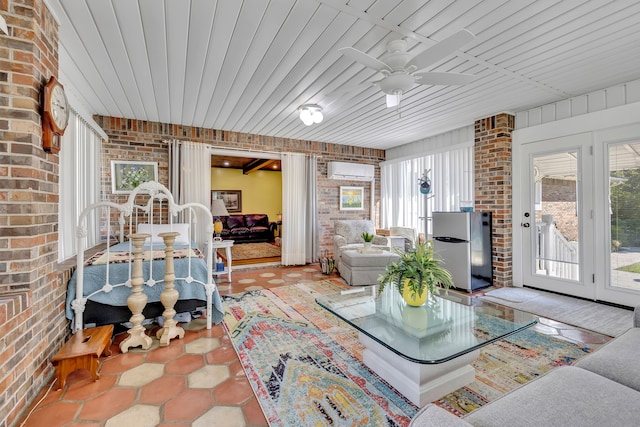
xmin=211 ymin=199 xmax=229 ymax=241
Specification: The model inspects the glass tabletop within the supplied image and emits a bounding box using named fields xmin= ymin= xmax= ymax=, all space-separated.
xmin=315 ymin=287 xmax=537 ymax=364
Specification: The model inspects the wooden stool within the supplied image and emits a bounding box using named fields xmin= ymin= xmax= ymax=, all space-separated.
xmin=51 ymin=324 xmax=113 ymax=389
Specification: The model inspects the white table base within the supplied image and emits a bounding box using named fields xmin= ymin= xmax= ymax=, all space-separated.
xmin=211 ymin=240 xmax=233 ymax=283
xmin=359 ymin=332 xmax=479 ymax=407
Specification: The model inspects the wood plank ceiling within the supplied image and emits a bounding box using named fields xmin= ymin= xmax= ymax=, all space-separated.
xmin=48 ymin=0 xmax=640 ymax=151
xmin=210 ymin=156 xmax=281 ymax=173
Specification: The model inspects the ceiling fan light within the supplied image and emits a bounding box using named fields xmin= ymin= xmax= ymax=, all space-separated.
xmin=379 ymin=73 xmax=415 ymax=95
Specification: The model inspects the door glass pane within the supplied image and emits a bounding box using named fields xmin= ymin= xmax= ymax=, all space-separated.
xmin=609 ymin=142 xmax=640 ymax=290
xmin=533 ymin=151 xmax=580 ymax=281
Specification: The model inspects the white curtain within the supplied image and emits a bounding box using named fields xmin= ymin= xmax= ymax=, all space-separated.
xmin=305 ymin=155 xmax=319 ymax=263
xmin=169 ymin=139 xmax=181 ymax=197
xmin=58 ymin=109 xmax=102 ymax=261
xmin=281 ymin=152 xmax=308 ymax=265
xmin=380 ymin=145 xmax=473 ymax=239
xmin=168 ymin=140 xmax=211 ymax=243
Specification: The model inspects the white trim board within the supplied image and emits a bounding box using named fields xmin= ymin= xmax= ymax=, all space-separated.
xmin=513 ymin=102 xmax=640 ymax=145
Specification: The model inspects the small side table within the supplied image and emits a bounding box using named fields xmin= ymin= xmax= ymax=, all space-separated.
xmin=212 ymin=240 xmax=234 ymax=282
xmin=387 ymin=236 xmax=407 ymax=252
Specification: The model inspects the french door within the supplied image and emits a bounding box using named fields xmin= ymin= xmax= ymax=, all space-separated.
xmin=595 ymin=126 xmax=640 ymax=306
xmin=516 ymin=125 xmax=640 ymax=307
xmin=518 ymin=133 xmax=595 ymax=299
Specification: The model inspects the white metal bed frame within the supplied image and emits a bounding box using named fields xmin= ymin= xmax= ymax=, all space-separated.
xmin=71 ymin=181 xmax=216 ymax=332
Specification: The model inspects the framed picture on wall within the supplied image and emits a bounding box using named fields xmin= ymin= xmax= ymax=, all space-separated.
xmin=340 ymin=186 xmax=364 ymax=210
xmin=111 ymin=160 xmax=158 ymax=194
xmin=211 ymin=190 xmax=242 ymax=213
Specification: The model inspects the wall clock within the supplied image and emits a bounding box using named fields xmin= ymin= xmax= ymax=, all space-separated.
xmin=42 ymin=76 xmax=69 ymax=153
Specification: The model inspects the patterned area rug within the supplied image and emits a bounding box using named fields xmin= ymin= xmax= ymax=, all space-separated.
xmin=222 ymin=280 xmax=603 ymax=426
xmin=222 ymin=242 xmax=281 ymax=262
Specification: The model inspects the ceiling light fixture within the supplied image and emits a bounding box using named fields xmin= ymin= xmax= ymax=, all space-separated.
xmin=298 ymin=104 xmax=323 ymax=126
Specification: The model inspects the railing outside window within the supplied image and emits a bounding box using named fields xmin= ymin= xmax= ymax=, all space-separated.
xmin=535 ymin=216 xmax=579 ymax=281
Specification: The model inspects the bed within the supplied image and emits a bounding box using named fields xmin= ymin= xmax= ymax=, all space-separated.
xmin=66 ymin=181 xmax=224 ymax=333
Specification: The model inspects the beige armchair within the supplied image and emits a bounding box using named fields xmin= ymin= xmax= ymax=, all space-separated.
xmin=333 ymin=220 xmax=388 ymax=271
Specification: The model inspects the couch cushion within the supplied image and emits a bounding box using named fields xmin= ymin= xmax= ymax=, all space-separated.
xmin=245 ymin=214 xmax=268 ymax=227
xmin=575 ymin=327 xmax=640 ymax=392
xmin=226 ymin=215 xmax=246 ymax=229
xmin=464 ymin=366 xmax=640 ymax=427
xmin=341 ymin=249 xmax=400 ymax=268
xmin=230 ymin=227 xmax=250 ymax=236
xmin=409 ymin=404 xmax=473 ymax=427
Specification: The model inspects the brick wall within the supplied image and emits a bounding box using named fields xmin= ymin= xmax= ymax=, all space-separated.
xmin=0 ymin=1 xmax=69 ymax=426
xmin=94 ymin=117 xmax=386 ymax=257
xmin=474 ymin=113 xmax=515 ymax=288
xmin=536 ymin=178 xmax=578 ymax=241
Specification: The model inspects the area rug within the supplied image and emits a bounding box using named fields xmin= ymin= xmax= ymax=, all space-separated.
xmin=481 ymin=287 xmax=633 ymax=337
xmin=479 ymin=287 xmax=539 ymax=303
xmin=218 ymin=242 xmax=281 ymax=264
xmin=222 ymin=280 xmax=604 ymax=426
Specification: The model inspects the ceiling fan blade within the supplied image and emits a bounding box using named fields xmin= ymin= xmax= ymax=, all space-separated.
xmin=338 ymin=47 xmax=392 ymax=73
xmin=406 ymin=29 xmax=475 ymax=71
xmin=386 ymin=93 xmax=400 ymax=108
xmin=414 ymin=72 xmax=476 ymax=86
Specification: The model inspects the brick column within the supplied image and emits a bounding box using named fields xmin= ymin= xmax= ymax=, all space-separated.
xmin=0 ymin=1 xmax=66 ymax=425
xmin=474 ymin=113 xmax=515 ymax=288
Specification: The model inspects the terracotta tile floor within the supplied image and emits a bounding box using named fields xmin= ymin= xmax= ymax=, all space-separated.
xmin=17 ymin=263 xmax=610 ymax=426
xmin=17 ymin=263 xmax=340 ymax=427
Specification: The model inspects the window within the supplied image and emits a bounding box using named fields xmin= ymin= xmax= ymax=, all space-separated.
xmin=58 ymin=109 xmax=103 ymax=261
xmin=380 ymin=145 xmax=473 ymax=238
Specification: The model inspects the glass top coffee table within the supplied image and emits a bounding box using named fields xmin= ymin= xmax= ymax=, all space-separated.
xmin=316 ymin=287 xmax=537 ymax=406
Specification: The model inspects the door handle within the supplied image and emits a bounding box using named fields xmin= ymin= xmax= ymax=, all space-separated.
xmin=521 ymin=223 xmax=530 ymax=228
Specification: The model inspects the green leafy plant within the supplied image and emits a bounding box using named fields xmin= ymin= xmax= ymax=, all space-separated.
xmin=377 ymin=242 xmax=453 ymax=301
xmin=361 ymin=232 xmax=374 ymax=243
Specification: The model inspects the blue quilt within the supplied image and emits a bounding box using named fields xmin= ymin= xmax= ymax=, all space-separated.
xmin=66 ymin=242 xmax=224 ymax=325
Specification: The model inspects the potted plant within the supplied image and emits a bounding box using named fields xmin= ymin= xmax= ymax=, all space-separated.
xmin=361 ymin=231 xmax=374 ymax=251
xmin=377 ymin=242 xmax=453 ymax=306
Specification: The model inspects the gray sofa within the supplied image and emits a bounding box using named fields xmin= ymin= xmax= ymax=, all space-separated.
xmin=410 ymin=306 xmax=640 ymax=427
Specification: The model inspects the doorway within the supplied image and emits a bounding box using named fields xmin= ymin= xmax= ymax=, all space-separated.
xmin=517 ymin=133 xmax=595 ymax=299
xmin=210 ymin=149 xmax=282 ymax=266
xmin=514 ymin=125 xmax=640 ymax=307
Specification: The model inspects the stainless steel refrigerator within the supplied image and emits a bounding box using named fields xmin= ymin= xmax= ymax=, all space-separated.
xmin=432 ymin=211 xmax=493 ymax=292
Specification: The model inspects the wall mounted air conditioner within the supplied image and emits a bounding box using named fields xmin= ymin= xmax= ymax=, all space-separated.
xmin=327 ymin=161 xmax=374 ymax=181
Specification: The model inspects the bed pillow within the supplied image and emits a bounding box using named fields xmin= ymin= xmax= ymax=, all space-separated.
xmin=136 ymin=223 xmax=190 ymax=245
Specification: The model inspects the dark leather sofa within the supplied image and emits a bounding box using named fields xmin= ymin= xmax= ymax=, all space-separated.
xmin=218 ymin=214 xmax=277 ymax=243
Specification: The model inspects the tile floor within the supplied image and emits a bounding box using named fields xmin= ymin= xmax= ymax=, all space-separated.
xmin=17 ymin=264 xmax=340 ymax=427
xmin=16 ymin=263 xmax=610 ymax=427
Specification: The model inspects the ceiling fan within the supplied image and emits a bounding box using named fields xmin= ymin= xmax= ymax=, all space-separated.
xmin=338 ymin=29 xmax=476 ymax=109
